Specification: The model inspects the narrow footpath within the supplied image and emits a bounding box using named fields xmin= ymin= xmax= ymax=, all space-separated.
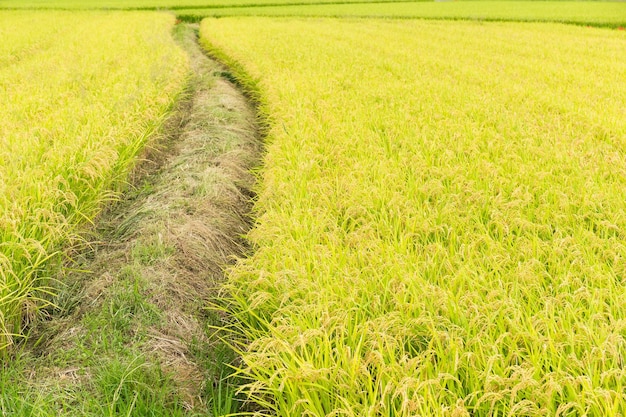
xmin=3 ymin=23 xmax=260 ymax=416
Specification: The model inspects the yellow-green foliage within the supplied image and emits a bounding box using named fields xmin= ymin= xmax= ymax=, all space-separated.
xmin=201 ymin=18 xmax=626 ymax=416
xmin=0 ymin=11 xmax=188 ymax=353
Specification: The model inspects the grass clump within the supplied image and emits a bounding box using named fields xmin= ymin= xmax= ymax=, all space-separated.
xmin=200 ymin=17 xmax=626 ymax=416
xmin=93 ymin=356 xmax=188 ymax=417
xmin=0 ymin=11 xmax=188 ymax=355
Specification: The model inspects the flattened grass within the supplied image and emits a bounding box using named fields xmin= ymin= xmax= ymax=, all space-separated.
xmin=0 ymin=11 xmax=188 ymax=354
xmin=201 ymin=17 xmax=626 ymax=416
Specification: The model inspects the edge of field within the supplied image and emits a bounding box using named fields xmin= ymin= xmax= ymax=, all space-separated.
xmin=181 ymin=15 xmax=626 ymax=30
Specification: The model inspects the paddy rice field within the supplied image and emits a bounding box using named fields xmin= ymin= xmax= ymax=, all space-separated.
xmin=1 ymin=1 xmax=626 ymax=415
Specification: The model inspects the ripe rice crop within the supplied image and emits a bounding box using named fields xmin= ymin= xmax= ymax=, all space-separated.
xmin=0 ymin=11 xmax=187 ymax=354
xmin=201 ymin=18 xmax=626 ymax=416
xmin=182 ymin=1 xmax=626 ymax=28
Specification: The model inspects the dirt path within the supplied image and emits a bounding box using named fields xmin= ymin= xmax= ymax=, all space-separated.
xmin=4 ymin=24 xmax=260 ymax=416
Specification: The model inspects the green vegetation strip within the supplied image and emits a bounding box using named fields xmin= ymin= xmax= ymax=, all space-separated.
xmin=200 ymin=17 xmax=626 ymax=416
xmin=181 ymin=1 xmax=626 ymax=27
xmin=0 ymin=11 xmax=187 ymax=354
